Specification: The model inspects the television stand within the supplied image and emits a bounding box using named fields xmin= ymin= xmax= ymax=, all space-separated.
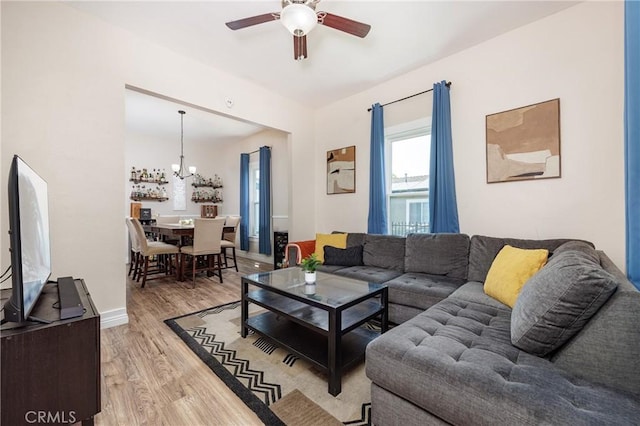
xmin=0 ymin=278 xmax=100 ymax=425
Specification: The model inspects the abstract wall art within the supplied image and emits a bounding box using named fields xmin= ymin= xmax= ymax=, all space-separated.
xmin=486 ymin=98 xmax=561 ymax=183
xmin=327 ymin=145 xmax=356 ymax=194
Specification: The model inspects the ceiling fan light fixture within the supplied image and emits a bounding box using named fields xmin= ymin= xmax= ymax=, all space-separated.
xmin=280 ymin=3 xmax=317 ymax=36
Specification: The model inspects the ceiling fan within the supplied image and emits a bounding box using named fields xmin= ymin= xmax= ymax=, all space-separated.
xmin=225 ymin=0 xmax=371 ymax=61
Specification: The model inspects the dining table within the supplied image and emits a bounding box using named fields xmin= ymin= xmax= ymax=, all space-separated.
xmin=144 ymin=222 xmax=234 ymax=281
xmin=146 ymin=222 xmax=234 ymax=241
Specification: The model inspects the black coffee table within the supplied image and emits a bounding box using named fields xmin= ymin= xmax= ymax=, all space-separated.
xmin=241 ymin=267 xmax=388 ymax=396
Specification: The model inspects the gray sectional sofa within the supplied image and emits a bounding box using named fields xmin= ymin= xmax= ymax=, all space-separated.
xmin=312 ymin=233 xmax=640 ymax=425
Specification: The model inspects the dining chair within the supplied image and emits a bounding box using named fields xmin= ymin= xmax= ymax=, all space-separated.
xmin=154 ymin=215 xmax=182 ymax=244
xmin=221 ymin=216 xmax=241 ymax=272
xmin=127 ymin=217 xmax=177 ymax=280
xmin=131 ymin=218 xmax=180 ymax=287
xmin=125 ymin=218 xmax=141 ymax=279
xmin=180 ymin=218 xmax=226 ymax=288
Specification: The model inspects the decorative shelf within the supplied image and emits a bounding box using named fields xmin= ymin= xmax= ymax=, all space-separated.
xmin=129 ymin=166 xmax=170 ymax=201
xmin=130 ymin=167 xmax=168 ymax=184
xmin=130 ymin=196 xmax=168 ymax=202
xmin=191 ymin=175 xmax=222 ymax=203
xmin=130 ymin=179 xmax=168 ymax=185
xmin=191 ymin=195 xmax=222 ymax=203
xmin=192 ymin=183 xmax=223 ymax=188
xmin=192 ymin=173 xmax=223 ymax=188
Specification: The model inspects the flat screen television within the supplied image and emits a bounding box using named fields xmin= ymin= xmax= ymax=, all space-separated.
xmin=2 ymin=155 xmax=51 ymax=324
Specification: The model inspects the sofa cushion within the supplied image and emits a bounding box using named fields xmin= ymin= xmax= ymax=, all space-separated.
xmin=468 ymin=235 xmax=592 ymax=283
xmin=449 ymin=281 xmax=512 ymax=310
xmin=404 ymin=233 xmax=470 ymax=279
xmin=483 ymin=245 xmax=549 ymax=307
xmin=388 ymin=303 xmax=424 ymax=325
xmin=315 ymin=264 xmax=348 ymax=274
xmin=333 ymin=265 xmax=403 ymax=284
xmin=323 ymin=245 xmax=363 ymax=267
xmin=346 ymin=232 xmax=366 ymax=248
xmin=385 ymin=272 xmax=466 ymax=311
xmin=314 ymin=233 xmax=347 ymax=263
xmin=363 ymin=235 xmax=406 ymax=271
xmin=366 ymin=298 xmax=640 ymax=425
xmin=511 ymin=249 xmax=618 ymax=356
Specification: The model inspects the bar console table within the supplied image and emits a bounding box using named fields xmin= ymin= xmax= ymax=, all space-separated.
xmin=1 ymin=279 xmax=101 ymax=425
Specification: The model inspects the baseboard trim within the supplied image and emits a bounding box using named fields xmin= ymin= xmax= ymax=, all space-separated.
xmin=100 ymin=307 xmax=129 ymax=329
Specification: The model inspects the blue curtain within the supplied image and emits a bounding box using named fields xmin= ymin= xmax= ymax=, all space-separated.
xmin=368 ymin=103 xmax=388 ymax=234
xmin=625 ymin=0 xmax=640 ymax=289
xmin=258 ymin=146 xmax=272 ymax=255
xmin=239 ymin=153 xmax=250 ymax=251
xmin=429 ymin=81 xmax=460 ymax=233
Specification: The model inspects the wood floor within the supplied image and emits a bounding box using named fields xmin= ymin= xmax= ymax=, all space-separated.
xmin=95 ymin=257 xmax=273 ymax=426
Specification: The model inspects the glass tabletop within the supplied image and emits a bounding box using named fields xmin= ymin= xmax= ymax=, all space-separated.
xmin=243 ymin=267 xmax=386 ymax=308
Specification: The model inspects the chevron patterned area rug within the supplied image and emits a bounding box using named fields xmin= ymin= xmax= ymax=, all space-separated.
xmin=164 ymin=301 xmax=372 ymax=425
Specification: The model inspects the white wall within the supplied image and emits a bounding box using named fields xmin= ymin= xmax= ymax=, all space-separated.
xmin=1 ymin=2 xmax=315 ymax=320
xmin=315 ymin=1 xmax=626 ymax=269
xmin=125 ymin=131 xmax=225 ymax=218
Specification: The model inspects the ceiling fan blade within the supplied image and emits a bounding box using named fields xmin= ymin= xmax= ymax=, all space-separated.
xmin=293 ymin=35 xmax=308 ymax=61
xmin=225 ymin=13 xmax=279 ymax=30
xmin=319 ymin=12 xmax=371 ymax=38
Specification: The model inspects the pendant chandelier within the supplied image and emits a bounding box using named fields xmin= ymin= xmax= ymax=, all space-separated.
xmin=171 ymin=110 xmax=196 ymax=179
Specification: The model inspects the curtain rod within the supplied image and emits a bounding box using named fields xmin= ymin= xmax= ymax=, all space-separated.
xmin=367 ymin=81 xmax=452 ymax=112
xmin=247 ymin=145 xmax=272 ymax=155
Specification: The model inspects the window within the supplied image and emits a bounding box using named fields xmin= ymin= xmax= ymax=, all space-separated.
xmin=249 ymin=161 xmax=260 ymax=238
xmin=387 ymin=122 xmax=430 ymax=237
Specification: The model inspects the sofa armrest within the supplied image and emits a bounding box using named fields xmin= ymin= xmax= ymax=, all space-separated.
xmin=284 ymin=240 xmax=316 ymax=267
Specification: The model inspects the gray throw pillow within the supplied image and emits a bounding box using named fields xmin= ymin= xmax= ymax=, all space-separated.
xmin=323 ymin=245 xmax=363 ymax=267
xmin=511 ymin=250 xmax=618 ymax=356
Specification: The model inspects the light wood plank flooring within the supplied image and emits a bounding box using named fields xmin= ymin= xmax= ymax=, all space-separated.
xmin=95 ymin=257 xmax=272 ymax=426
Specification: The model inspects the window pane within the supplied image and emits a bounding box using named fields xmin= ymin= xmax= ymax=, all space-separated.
xmin=408 ymin=202 xmax=422 ymax=223
xmin=388 ymin=129 xmax=430 ymax=236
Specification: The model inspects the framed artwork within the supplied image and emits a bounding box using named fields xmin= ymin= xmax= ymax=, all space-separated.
xmin=486 ymin=98 xmax=561 ymax=183
xmin=327 ymin=145 xmax=356 ymax=194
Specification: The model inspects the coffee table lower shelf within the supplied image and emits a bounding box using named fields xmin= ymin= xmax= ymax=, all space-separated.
xmin=246 ymin=311 xmax=378 ymax=375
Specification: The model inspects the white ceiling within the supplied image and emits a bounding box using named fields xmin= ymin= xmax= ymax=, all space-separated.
xmin=125 ymin=88 xmax=267 ymax=144
xmin=72 ymin=0 xmax=579 ymax=141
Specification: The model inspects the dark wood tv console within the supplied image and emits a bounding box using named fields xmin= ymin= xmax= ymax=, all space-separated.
xmin=1 ymin=278 xmax=100 ymax=425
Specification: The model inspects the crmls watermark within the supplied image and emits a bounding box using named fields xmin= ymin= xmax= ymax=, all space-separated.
xmin=25 ymin=411 xmax=77 ymax=424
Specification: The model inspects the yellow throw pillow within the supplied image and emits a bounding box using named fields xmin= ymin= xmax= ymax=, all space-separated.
xmin=484 ymin=245 xmax=549 ymax=307
xmin=314 ymin=233 xmax=348 ymax=263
